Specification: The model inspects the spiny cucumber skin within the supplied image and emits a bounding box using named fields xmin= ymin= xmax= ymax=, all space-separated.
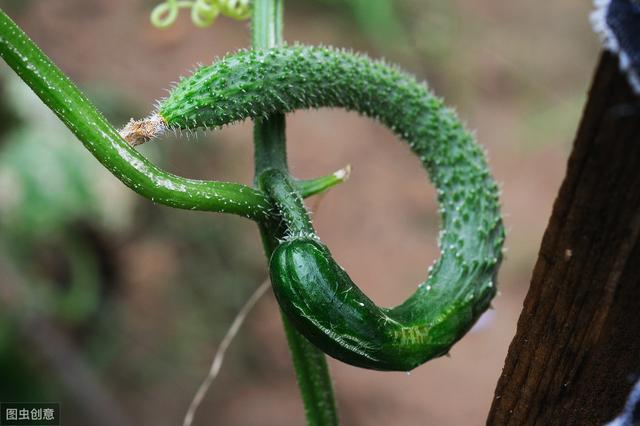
xmin=269 ymin=238 xmax=498 ymax=371
xmin=162 ymin=46 xmax=505 ymax=371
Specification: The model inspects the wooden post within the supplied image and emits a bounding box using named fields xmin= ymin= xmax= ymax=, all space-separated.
xmin=487 ymin=52 xmax=640 ymax=425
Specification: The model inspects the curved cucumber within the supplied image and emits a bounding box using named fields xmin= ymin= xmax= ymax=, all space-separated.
xmin=162 ymin=46 xmax=505 ymax=371
xmin=270 ymin=238 xmax=497 ymax=371
xmin=258 ymin=166 xmax=501 ymax=371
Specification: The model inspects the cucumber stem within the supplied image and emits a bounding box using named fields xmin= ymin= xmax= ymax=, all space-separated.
xmin=0 ymin=9 xmax=270 ymax=221
xmin=251 ymin=1 xmax=339 ymax=425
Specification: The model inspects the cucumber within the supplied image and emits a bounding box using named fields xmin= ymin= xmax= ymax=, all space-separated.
xmin=161 ymin=45 xmax=505 ymax=371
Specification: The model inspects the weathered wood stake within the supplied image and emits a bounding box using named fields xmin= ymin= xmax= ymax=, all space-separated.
xmin=487 ymin=52 xmax=640 ymax=426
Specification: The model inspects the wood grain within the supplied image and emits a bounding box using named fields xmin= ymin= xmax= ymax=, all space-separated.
xmin=487 ymin=52 xmax=640 ymax=425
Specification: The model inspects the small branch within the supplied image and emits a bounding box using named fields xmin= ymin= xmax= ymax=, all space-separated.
xmin=296 ymin=164 xmax=351 ymax=198
xmin=183 ymin=279 xmax=270 ymax=426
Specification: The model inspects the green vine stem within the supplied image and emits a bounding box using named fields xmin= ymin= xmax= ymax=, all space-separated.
xmin=0 ymin=10 xmax=269 ymax=220
xmin=251 ymin=1 xmax=339 ymax=425
xmin=295 ymin=164 xmax=350 ymax=200
xmin=0 ymin=4 xmax=340 ymax=424
xmin=0 ymin=9 xmax=342 ymax=219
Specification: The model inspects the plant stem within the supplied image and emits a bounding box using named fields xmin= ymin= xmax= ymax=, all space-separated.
xmin=0 ymin=9 xmax=343 ymax=218
xmin=0 ymin=9 xmax=271 ymax=221
xmin=295 ymin=164 xmax=351 ymax=198
xmin=251 ymin=1 xmax=339 ymax=425
xmin=0 ymin=4 xmax=340 ymax=423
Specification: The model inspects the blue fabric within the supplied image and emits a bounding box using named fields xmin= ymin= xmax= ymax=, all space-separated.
xmin=593 ymin=0 xmax=640 ymax=93
xmin=607 ymin=0 xmax=640 ymax=72
xmin=606 ymin=379 xmax=640 ymax=426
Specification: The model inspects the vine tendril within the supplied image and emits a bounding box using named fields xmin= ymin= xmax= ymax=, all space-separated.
xmin=151 ymin=0 xmax=251 ymax=29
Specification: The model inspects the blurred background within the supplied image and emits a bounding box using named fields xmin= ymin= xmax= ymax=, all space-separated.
xmin=0 ymin=0 xmax=601 ymax=425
